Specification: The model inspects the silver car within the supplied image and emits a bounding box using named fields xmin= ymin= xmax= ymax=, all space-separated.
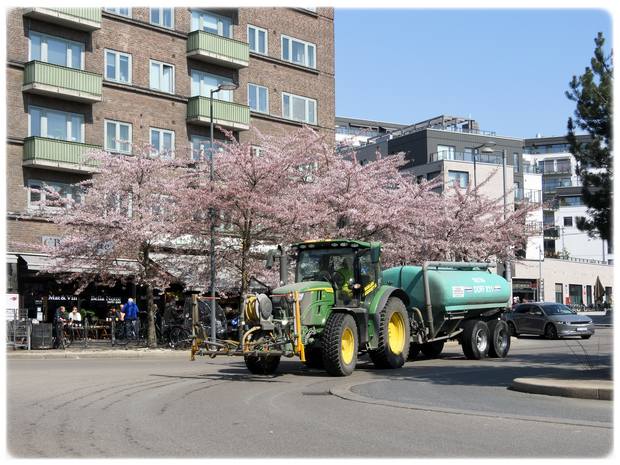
xmin=505 ymin=302 xmax=595 ymax=339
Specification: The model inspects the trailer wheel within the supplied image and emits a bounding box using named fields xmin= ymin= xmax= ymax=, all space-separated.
xmin=461 ymin=320 xmax=490 ymax=360
xmin=421 ymin=340 xmax=445 ymax=358
xmin=487 ymin=320 xmax=511 ymax=358
xmin=244 ymin=355 xmax=281 ymax=375
xmin=369 ymin=298 xmax=410 ymax=369
xmin=302 ymin=346 xmax=324 ymax=369
xmin=408 ymin=343 xmax=421 ymax=361
xmin=322 ymin=313 xmax=358 ymax=376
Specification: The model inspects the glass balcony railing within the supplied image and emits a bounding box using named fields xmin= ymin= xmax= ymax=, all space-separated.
xmin=429 ymin=151 xmax=504 ymax=165
xmin=186 ymin=97 xmax=250 ymax=130
xmin=514 ymin=188 xmax=542 ymax=203
xmin=543 ymin=179 xmax=581 ymax=193
xmin=543 ymin=226 xmax=560 ymax=238
xmin=539 ymin=164 xmax=573 ymax=175
xmin=187 ymin=30 xmax=249 ymax=68
xmin=23 ymin=137 xmax=101 ymax=172
xmin=23 ymin=61 xmax=102 ymax=103
xmin=23 ymin=8 xmax=101 ymax=31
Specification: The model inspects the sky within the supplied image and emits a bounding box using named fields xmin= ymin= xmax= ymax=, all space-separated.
xmin=334 ymin=8 xmax=612 ymax=139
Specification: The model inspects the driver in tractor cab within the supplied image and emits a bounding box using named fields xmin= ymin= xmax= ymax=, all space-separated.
xmin=336 ymin=257 xmax=354 ymax=299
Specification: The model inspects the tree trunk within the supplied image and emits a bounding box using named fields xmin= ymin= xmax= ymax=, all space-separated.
xmin=146 ymin=283 xmax=157 ymax=348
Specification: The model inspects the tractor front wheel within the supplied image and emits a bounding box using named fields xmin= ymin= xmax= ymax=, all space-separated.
xmin=322 ymin=313 xmax=358 ymax=376
xmin=369 ymin=298 xmax=410 ymax=369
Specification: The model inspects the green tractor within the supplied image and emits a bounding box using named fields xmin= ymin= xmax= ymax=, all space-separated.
xmin=191 ymin=238 xmax=511 ymax=376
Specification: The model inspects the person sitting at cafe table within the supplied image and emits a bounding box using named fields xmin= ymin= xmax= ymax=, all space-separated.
xmin=69 ymin=306 xmax=82 ymax=322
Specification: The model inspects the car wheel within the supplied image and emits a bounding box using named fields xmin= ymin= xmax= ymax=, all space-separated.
xmin=544 ymin=323 xmax=558 ymax=340
xmin=507 ymin=321 xmax=519 ymax=337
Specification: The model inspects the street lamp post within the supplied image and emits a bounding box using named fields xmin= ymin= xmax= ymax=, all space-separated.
xmin=471 ymin=142 xmax=496 ymax=189
xmin=208 ymin=82 xmax=238 ymax=344
xmin=501 ymin=148 xmax=512 ymax=305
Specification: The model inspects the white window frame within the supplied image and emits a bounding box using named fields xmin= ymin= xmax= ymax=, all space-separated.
xmin=28 ymin=31 xmax=85 ymax=70
xmin=104 ymin=49 xmax=132 ymax=84
xmin=104 ymin=119 xmax=133 ymax=154
xmin=190 ymin=10 xmax=232 ymax=37
xmin=104 ymin=7 xmax=132 ymax=18
xmin=28 ymin=106 xmax=84 ymax=142
xmin=27 ymin=179 xmax=83 ymax=211
xmin=150 ymin=127 xmax=175 ymax=158
xmin=281 ymin=92 xmax=317 ymax=125
xmin=247 ymin=24 xmax=268 ymax=55
xmin=248 ymin=83 xmax=269 ymax=114
xmin=191 ymin=69 xmax=233 ymax=100
xmin=149 ymin=59 xmax=175 ymax=94
xmin=281 ymin=34 xmax=316 ymax=69
xmin=150 ymin=8 xmax=174 ymax=29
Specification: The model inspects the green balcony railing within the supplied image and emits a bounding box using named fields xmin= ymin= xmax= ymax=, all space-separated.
xmin=187 ymin=97 xmax=250 ymax=130
xmin=187 ymin=30 xmax=249 ymax=68
xmin=23 ymin=137 xmax=101 ymax=171
xmin=23 ymin=61 xmax=102 ymax=102
xmin=23 ymin=8 xmax=101 ymax=30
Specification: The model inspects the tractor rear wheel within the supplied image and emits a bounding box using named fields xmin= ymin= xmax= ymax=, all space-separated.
xmin=322 ymin=313 xmax=358 ymax=376
xmin=421 ymin=340 xmax=445 ymax=358
xmin=244 ymin=355 xmax=281 ymax=375
xmin=369 ymin=298 xmax=410 ymax=369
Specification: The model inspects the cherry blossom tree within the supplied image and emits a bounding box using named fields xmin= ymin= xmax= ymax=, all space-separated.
xmin=35 ymin=144 xmax=187 ymax=347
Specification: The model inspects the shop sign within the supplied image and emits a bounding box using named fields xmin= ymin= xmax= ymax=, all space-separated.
xmin=90 ymin=296 xmax=122 ymax=304
xmin=42 ymin=236 xmax=62 ymax=249
xmin=48 ymin=295 xmax=78 ymax=301
xmin=5 ymin=293 xmax=19 ymax=310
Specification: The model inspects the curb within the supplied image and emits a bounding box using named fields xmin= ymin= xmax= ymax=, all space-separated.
xmin=511 ymin=377 xmax=613 ymax=401
xmin=329 ymin=379 xmax=612 ymax=428
xmin=6 ymin=350 xmax=191 ymax=360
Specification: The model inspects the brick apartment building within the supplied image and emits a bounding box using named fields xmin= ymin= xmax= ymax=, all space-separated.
xmin=5 ymin=7 xmax=334 ymax=318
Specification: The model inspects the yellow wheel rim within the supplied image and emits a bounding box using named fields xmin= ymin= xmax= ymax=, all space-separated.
xmin=341 ymin=327 xmax=355 ymax=365
xmin=388 ymin=312 xmax=406 ymax=355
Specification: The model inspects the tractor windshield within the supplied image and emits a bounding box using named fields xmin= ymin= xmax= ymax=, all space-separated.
xmin=296 ymin=247 xmax=356 ymax=288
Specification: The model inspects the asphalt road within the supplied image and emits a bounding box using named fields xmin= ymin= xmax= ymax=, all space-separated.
xmin=7 ymin=328 xmax=613 ymax=458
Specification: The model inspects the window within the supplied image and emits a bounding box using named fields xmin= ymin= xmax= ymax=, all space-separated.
xmin=29 ymin=106 xmax=84 ymax=142
xmin=282 ymin=92 xmax=316 ymax=124
xmin=104 ymin=120 xmax=132 ymax=154
xmin=586 ymin=285 xmax=593 ymax=306
xmin=448 ymin=170 xmax=469 ymax=188
xmin=555 ymin=283 xmax=563 ymax=304
xmin=191 ymin=135 xmax=225 ymax=161
xmin=281 ymin=35 xmax=316 ymax=68
xmin=437 ymin=145 xmax=455 ymax=160
xmin=513 ymin=152 xmax=520 ymax=172
xmin=29 ymin=32 xmax=83 ymax=69
xmin=248 ymin=25 xmax=268 ymax=54
xmin=149 ymin=60 xmax=174 ymax=94
xmin=191 ymin=70 xmax=233 ymax=100
xmin=104 ymin=49 xmax=131 ymax=84
xmin=248 ymin=83 xmax=268 ymax=113
xmin=569 ymin=284 xmax=583 ymax=305
xmin=27 ymin=179 xmax=83 ymax=210
xmin=559 ymin=196 xmax=584 ymax=207
xmin=150 ymin=8 xmax=173 ymax=28
xmin=191 ymin=10 xmax=232 ymax=37
xmin=104 ymin=7 xmax=131 ymax=17
xmin=563 ymin=216 xmax=573 ymax=227
xmin=150 ymin=128 xmax=175 ymax=157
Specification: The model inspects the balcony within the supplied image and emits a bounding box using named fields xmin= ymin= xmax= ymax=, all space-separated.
xmin=187 ymin=97 xmax=250 ymax=131
xmin=543 ymin=226 xmax=560 ymax=239
xmin=514 ymin=188 xmax=542 ymax=204
xmin=23 ymin=8 xmax=101 ymax=31
xmin=23 ymin=61 xmax=102 ymax=103
xmin=187 ymin=30 xmax=249 ymax=68
xmin=23 ymin=137 xmax=101 ymax=173
xmin=429 ymin=151 xmax=503 ymax=165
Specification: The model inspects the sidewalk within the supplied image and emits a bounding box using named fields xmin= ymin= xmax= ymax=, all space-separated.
xmin=511 ymin=372 xmax=613 ymax=400
xmin=6 ymin=346 xmax=190 ymax=360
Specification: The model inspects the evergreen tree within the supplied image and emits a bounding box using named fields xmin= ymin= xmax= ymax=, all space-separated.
xmin=566 ymin=32 xmax=613 ymax=244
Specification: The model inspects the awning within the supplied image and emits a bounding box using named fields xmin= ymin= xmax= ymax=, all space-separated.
xmin=18 ymin=253 xmax=49 ymax=271
xmin=17 ymin=253 xmax=139 ymax=275
xmin=6 ymin=254 xmax=19 ymax=264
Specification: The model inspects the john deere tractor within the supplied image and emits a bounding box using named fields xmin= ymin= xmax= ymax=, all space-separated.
xmin=191 ymin=239 xmax=411 ymax=376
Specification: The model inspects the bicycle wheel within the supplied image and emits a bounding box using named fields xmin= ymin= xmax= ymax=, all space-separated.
xmin=169 ymin=327 xmax=190 ymax=349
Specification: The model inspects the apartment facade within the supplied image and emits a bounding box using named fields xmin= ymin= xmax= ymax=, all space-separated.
xmin=6 ymin=7 xmax=334 ymax=318
xmin=335 ymin=116 xmax=406 ymax=149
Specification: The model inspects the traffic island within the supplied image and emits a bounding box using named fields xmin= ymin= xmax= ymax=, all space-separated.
xmin=511 ymin=377 xmax=613 ymax=400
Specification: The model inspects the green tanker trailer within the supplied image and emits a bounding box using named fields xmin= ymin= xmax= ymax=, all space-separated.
xmin=191 ymin=239 xmax=512 ymax=376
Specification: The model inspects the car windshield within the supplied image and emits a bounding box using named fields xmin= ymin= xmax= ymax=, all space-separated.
xmin=542 ymin=304 xmax=575 ymax=315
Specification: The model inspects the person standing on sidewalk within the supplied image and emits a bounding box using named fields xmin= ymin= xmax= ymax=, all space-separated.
xmin=123 ymin=298 xmax=139 ymax=340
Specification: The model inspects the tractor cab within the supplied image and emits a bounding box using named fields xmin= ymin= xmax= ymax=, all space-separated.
xmin=292 ymin=239 xmax=381 ymax=307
